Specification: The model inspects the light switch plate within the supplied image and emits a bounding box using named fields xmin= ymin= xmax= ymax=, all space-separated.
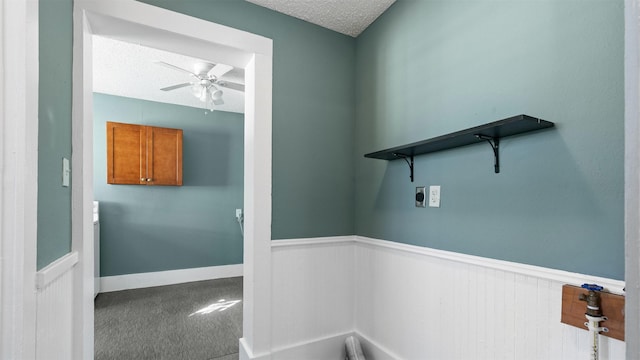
xmin=62 ymin=157 xmax=70 ymax=187
xmin=429 ymin=185 xmax=440 ymax=207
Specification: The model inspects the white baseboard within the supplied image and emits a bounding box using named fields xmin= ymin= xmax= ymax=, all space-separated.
xmin=355 ymin=331 xmax=400 ymax=360
xmin=239 ymin=331 xmax=394 ymax=360
xmin=270 ymin=332 xmax=351 ymax=360
xmin=239 ymin=338 xmax=270 ymax=360
xmin=99 ymin=264 xmax=243 ymax=293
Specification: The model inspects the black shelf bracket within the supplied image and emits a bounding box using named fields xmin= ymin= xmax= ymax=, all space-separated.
xmin=475 ymin=134 xmax=500 ymax=173
xmin=393 ymin=153 xmax=414 ymax=182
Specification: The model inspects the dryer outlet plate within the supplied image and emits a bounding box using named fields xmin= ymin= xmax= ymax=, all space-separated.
xmin=415 ymin=186 xmax=426 ymax=207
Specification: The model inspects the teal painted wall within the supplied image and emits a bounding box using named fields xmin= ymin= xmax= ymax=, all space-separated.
xmin=355 ymin=0 xmax=624 ymax=279
xmin=138 ymin=0 xmax=356 ymax=239
xmin=38 ymin=0 xmax=73 ymax=269
xmin=39 ymin=0 xmax=624 ymax=280
xmin=94 ymin=93 xmax=244 ymax=276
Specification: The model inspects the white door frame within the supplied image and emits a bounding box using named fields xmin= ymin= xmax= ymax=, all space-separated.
xmin=72 ymin=2 xmax=273 ymax=359
xmin=625 ymin=0 xmax=640 ymax=358
xmin=0 ymin=0 xmax=39 ymax=358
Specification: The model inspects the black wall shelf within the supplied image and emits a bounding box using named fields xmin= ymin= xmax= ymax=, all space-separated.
xmin=364 ymin=114 xmax=555 ymax=181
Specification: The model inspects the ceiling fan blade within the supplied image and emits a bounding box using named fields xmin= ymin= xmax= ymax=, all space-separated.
xmin=154 ymin=61 xmax=198 ymax=77
xmin=217 ymin=81 xmax=244 ymax=92
xmin=207 ymin=64 xmax=233 ymax=79
xmin=160 ymin=82 xmax=192 ymax=91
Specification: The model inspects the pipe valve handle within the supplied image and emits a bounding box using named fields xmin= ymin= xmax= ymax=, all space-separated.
xmin=581 ymin=283 xmax=604 ymax=292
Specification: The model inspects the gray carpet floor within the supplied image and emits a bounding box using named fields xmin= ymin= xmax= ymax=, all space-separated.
xmin=95 ymin=277 xmax=243 ymax=360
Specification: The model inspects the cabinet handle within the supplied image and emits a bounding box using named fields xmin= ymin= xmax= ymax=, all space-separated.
xmin=141 ymin=178 xmax=146 ymax=181
xmin=146 ymin=178 xmax=152 ymax=182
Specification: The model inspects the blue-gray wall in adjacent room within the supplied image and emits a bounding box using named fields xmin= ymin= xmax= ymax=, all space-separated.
xmin=354 ymin=0 xmax=624 ymax=279
xmin=138 ymin=0 xmax=356 ymax=239
xmin=93 ymin=93 xmax=244 ymax=276
xmin=38 ymin=0 xmax=73 ymax=270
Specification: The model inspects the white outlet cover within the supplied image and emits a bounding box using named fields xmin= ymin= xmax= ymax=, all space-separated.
xmin=429 ymin=185 xmax=440 ymax=207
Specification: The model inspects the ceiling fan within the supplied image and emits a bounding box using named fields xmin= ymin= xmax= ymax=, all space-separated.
xmin=155 ymin=61 xmax=244 ymax=109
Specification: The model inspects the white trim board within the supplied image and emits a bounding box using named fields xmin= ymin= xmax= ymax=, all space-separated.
xmin=270 ymin=332 xmax=352 ymax=360
xmin=355 ymin=236 xmax=625 ymax=293
xmin=239 ymin=330 xmax=398 ymax=360
xmin=0 ymin=0 xmax=39 ymax=358
xmin=99 ymin=264 xmax=243 ymax=293
xmin=266 ymin=331 xmax=398 ymax=360
xmin=624 ymin=0 xmax=640 ymax=357
xmin=355 ymin=332 xmax=399 ymax=360
xmin=35 ymin=252 xmax=78 ymax=290
xmin=239 ymin=338 xmax=270 ymax=360
xmin=272 ymin=235 xmax=625 ymax=293
xmin=271 ymin=235 xmax=354 ymax=248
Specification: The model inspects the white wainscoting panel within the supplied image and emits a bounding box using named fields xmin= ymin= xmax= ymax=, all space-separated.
xmin=271 ymin=237 xmax=355 ymax=358
xmin=35 ymin=252 xmax=78 ymax=360
xmin=354 ymin=237 xmax=625 ymax=360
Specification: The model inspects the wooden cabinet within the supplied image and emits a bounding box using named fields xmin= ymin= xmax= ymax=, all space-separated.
xmin=106 ymin=121 xmax=183 ymax=186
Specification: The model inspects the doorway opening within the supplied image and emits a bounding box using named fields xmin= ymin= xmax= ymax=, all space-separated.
xmin=72 ymin=2 xmax=273 ymax=358
xmin=91 ymin=35 xmax=247 ymax=358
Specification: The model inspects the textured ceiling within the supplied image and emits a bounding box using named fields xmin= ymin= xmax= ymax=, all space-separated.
xmin=246 ymin=0 xmax=396 ymax=37
xmin=93 ymin=36 xmax=245 ymax=114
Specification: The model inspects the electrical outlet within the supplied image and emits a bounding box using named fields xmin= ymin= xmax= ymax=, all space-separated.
xmin=415 ymin=186 xmax=426 ymax=207
xmin=429 ymin=185 xmax=441 ymax=207
xmin=235 ymin=208 xmax=243 ymax=218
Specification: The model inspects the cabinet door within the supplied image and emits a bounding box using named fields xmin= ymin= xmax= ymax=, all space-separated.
xmin=107 ymin=121 xmax=146 ymax=184
xmin=146 ymin=126 xmax=183 ymax=186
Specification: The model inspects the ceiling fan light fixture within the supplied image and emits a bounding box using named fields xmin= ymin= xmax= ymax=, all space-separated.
xmin=156 ymin=60 xmax=240 ymax=110
xmin=209 ymin=85 xmax=224 ymax=106
xmin=211 ymin=87 xmax=223 ymax=101
xmin=199 ymin=87 xmax=208 ymax=102
xmin=191 ymin=84 xmax=203 ymax=98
